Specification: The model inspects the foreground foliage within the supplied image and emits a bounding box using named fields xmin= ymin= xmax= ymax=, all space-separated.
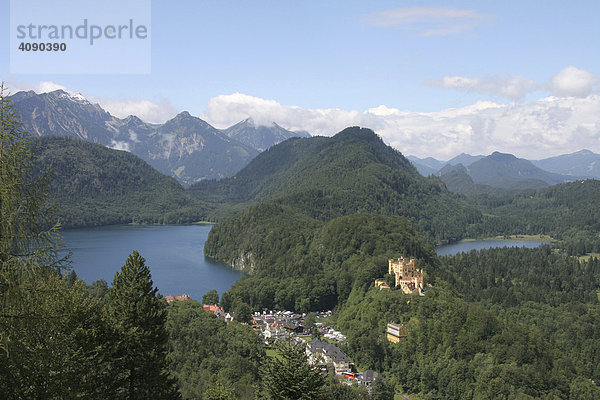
xmin=166 ymin=300 xmax=264 ymax=400
xmin=0 ymin=88 xmax=180 ymax=398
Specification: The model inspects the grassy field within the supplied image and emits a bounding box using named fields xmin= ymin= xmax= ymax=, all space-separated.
xmin=579 ymin=252 xmax=600 ymax=262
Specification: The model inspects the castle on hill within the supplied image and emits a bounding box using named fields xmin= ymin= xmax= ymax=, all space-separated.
xmin=387 ymin=257 xmax=424 ymax=295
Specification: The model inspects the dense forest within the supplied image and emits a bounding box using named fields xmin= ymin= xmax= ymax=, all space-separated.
xmin=335 ymin=247 xmax=600 ymax=399
xmin=193 ymin=127 xmax=482 ymax=243
xmin=207 ymin=210 xmax=437 ymax=312
xmin=465 ymin=180 xmax=600 ymax=254
xmin=30 ymin=136 xmax=209 ymax=227
xmin=201 ymin=129 xmax=600 ymax=398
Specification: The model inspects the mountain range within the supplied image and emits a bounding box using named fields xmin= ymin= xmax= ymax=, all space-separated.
xmin=11 ymin=90 xmax=309 ymax=185
xmin=193 ymin=126 xmax=481 ymax=242
xmin=223 ymin=118 xmax=310 ymax=152
xmin=12 ymin=89 xmax=598 ymax=194
xmin=409 ymin=150 xmax=599 ymax=193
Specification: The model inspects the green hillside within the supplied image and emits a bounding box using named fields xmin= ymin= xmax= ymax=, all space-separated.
xmin=467 ymin=179 xmax=600 ymax=253
xmin=31 ymin=136 xmax=208 ymax=227
xmin=208 ymin=211 xmax=437 ymax=311
xmin=193 ymin=127 xmax=482 ymax=242
xmin=201 ymin=127 xmax=479 ymax=311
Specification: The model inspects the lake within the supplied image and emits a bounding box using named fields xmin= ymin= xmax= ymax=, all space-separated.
xmin=436 ymin=240 xmax=551 ymax=256
xmin=60 ymin=225 xmax=245 ymax=301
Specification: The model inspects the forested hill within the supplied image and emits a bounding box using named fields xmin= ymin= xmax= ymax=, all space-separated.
xmin=206 ymin=210 xmax=438 ymax=311
xmin=31 ymin=136 xmax=208 ymax=227
xmin=468 ymin=179 xmax=600 ymax=252
xmin=191 ymin=126 xmax=418 ymax=204
xmin=192 ymin=127 xmax=482 ymax=242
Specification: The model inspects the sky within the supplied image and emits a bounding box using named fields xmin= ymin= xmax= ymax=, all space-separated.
xmin=1 ymin=0 xmax=600 ymax=160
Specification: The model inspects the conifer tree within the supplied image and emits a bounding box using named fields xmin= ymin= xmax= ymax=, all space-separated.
xmin=106 ymin=250 xmax=180 ymax=399
xmin=0 ymin=83 xmax=111 ymax=398
xmin=259 ymin=339 xmax=325 ymax=400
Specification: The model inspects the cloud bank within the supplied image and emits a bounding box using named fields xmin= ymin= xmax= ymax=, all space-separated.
xmin=6 ymin=81 xmax=178 ymax=124
xmin=10 ymin=69 xmax=600 ymax=160
xmin=203 ymin=92 xmax=600 ymax=160
xmin=95 ymin=98 xmax=178 ymax=124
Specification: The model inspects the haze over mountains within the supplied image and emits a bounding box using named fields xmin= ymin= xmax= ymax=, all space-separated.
xmin=11 ymin=89 xmax=599 ymax=195
xmin=409 ymin=149 xmax=600 ymax=193
xmin=223 ymin=118 xmax=311 ymax=152
xmin=11 ymin=89 xmax=309 ymax=185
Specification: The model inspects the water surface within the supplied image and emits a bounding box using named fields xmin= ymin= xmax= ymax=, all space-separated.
xmin=61 ymin=225 xmax=245 ymax=301
xmin=436 ymin=240 xmax=551 ymax=256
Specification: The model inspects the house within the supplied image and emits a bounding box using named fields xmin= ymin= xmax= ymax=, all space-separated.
xmin=386 ymin=322 xmax=408 ymax=343
xmin=357 ymin=369 xmax=382 ymax=388
xmin=263 ymin=322 xmax=288 ymax=342
xmin=306 ymin=338 xmax=350 ymax=375
xmin=224 ymin=312 xmax=235 ymax=323
xmin=203 ymin=304 xmax=222 ymax=314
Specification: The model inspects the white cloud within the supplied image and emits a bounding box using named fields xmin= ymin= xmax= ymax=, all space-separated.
xmin=37 ymin=81 xmax=70 ymax=93
xmin=128 ymin=130 xmax=140 ymax=143
xmin=425 ymin=75 xmax=540 ymax=100
xmin=6 ymin=80 xmax=71 ymax=94
xmin=6 ymin=80 xmax=178 ymax=124
xmin=96 ymin=98 xmax=178 ymax=124
xmin=427 ymin=67 xmax=600 ymax=101
xmin=202 ymin=92 xmax=363 ymax=134
xmin=202 ymin=92 xmax=600 ymax=160
xmin=108 ymin=140 xmax=130 ymax=152
xmin=551 ymin=66 xmax=599 ymax=98
xmin=367 ymin=7 xmax=488 ymax=36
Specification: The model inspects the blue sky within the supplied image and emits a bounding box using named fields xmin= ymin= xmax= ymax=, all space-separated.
xmin=2 ymin=0 xmax=600 ymax=159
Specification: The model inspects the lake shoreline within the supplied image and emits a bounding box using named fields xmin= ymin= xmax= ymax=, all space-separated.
xmin=436 ymin=238 xmax=552 ymax=256
xmin=61 ymin=224 xmax=244 ymax=301
xmin=458 ymin=234 xmax=555 ymax=243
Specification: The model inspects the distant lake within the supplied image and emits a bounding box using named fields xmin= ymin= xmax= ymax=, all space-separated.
xmin=60 ymin=225 xmax=245 ymax=301
xmin=436 ymin=240 xmax=551 ymax=256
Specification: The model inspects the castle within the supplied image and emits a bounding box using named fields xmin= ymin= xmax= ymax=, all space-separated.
xmin=388 ymin=257 xmax=424 ymax=295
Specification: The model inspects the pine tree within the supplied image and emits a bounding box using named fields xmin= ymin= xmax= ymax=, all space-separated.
xmin=259 ymin=339 xmax=326 ymax=400
xmin=0 ymin=83 xmax=61 ymax=269
xmin=0 ymin=83 xmax=111 ymax=398
xmin=106 ymin=250 xmax=180 ymax=399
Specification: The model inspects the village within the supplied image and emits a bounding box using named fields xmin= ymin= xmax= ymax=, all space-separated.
xmin=165 ymin=256 xmax=420 ymax=392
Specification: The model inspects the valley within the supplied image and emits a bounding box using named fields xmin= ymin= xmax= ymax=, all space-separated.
xmin=4 ymin=88 xmax=600 ymax=399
